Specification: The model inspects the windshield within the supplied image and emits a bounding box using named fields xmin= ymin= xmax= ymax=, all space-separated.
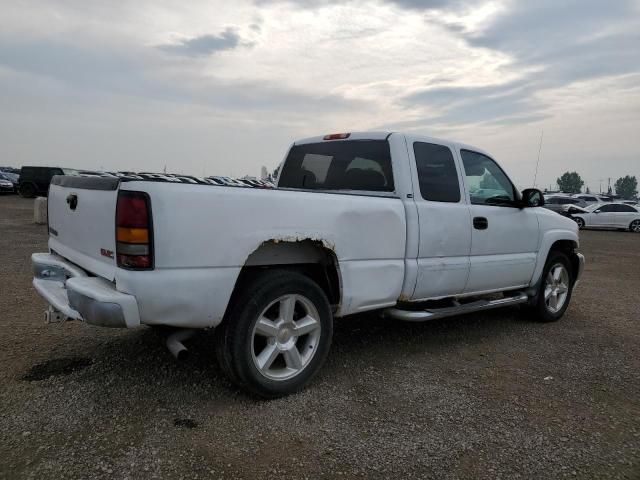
xmin=278 ymin=140 xmax=394 ymax=192
xmin=0 ymin=172 xmax=18 ymax=182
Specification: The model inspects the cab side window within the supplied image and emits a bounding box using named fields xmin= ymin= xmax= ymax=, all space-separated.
xmin=413 ymin=142 xmax=461 ymax=202
xmin=596 ymin=205 xmax=616 ymax=213
xmin=461 ymin=150 xmax=516 ymax=206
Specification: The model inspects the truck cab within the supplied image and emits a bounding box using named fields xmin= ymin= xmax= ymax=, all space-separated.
xmin=278 ymin=132 xmax=581 ymax=305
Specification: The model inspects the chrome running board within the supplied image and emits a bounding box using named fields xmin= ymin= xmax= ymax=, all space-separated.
xmin=384 ymin=292 xmax=529 ymax=322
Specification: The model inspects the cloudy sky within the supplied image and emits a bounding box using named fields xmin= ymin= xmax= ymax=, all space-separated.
xmin=1 ymin=0 xmax=639 ymax=191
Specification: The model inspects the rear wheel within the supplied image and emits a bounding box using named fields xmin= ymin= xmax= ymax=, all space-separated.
xmin=630 ymin=220 xmax=640 ymax=233
xmin=215 ymin=270 xmax=333 ymax=398
xmin=527 ymin=251 xmax=574 ymax=323
xmin=19 ymin=183 xmax=36 ymax=198
xmin=574 ymin=217 xmax=585 ymax=229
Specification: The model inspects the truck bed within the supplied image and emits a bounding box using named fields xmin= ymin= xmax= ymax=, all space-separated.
xmin=46 ymin=174 xmax=408 ymax=326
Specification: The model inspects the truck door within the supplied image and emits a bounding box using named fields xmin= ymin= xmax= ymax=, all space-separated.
xmin=459 ymin=149 xmax=539 ymax=293
xmin=407 ymin=139 xmax=471 ymax=300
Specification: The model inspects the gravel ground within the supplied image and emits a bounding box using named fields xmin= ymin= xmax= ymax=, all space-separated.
xmin=1 ymin=194 xmax=639 ymax=479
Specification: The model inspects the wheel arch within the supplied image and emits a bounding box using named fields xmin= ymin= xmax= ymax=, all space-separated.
xmin=549 ymin=239 xmax=580 ymax=281
xmin=529 ymin=230 xmax=580 ymax=289
xmin=224 ymin=239 xmax=342 ymax=319
xmin=19 ymin=181 xmax=37 ymax=198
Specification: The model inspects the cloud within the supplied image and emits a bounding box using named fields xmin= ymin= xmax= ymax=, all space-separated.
xmin=386 ymin=0 xmax=474 ymax=10
xmin=466 ymin=0 xmax=640 ymax=84
xmin=399 ymin=0 xmax=640 ymax=127
xmin=1 ymin=0 xmax=639 ymax=189
xmin=402 ymin=79 xmax=547 ymax=126
xmin=253 ymin=0 xmax=474 ymax=10
xmin=0 ymin=38 xmax=360 ymax=116
xmin=157 ymin=28 xmax=246 ymax=57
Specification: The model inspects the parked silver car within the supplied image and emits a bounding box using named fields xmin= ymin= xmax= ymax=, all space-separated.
xmin=0 ymin=171 xmax=18 ymax=193
xmin=572 ymin=203 xmax=640 ymax=232
xmin=543 ymin=195 xmax=587 ymax=213
xmin=572 ymin=194 xmax=614 ymax=205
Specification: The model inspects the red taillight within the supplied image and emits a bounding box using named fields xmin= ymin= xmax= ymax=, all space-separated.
xmin=117 ymin=194 xmax=148 ymax=227
xmin=116 ymin=191 xmax=153 ymax=270
xmin=323 ymin=133 xmax=350 ymax=140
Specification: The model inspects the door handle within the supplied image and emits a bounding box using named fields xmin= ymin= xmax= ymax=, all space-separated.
xmin=473 ymin=217 xmax=488 ymax=230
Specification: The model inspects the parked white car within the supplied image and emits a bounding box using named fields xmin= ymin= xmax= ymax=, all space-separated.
xmin=572 ymin=202 xmax=640 ymax=231
xmin=572 ymin=194 xmax=613 ymax=205
xmin=32 ymin=131 xmax=584 ymax=397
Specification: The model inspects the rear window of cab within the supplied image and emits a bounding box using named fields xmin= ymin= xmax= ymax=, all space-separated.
xmin=278 ymin=140 xmax=394 ymax=192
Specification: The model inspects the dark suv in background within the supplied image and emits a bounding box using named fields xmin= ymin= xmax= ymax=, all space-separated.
xmin=18 ymin=166 xmax=77 ymax=198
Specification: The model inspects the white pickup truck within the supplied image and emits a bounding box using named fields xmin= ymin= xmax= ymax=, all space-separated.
xmin=32 ymin=131 xmax=584 ymax=397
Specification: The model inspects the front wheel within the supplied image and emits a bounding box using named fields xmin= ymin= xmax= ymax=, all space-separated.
xmin=574 ymin=217 xmax=585 ymax=229
xmin=629 ymin=220 xmax=640 ymax=233
xmin=19 ymin=183 xmax=36 ymax=198
xmin=215 ymin=270 xmax=333 ymax=398
xmin=526 ymin=251 xmax=574 ymax=322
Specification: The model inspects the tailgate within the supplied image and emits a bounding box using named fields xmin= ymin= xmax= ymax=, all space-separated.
xmin=48 ymin=176 xmax=120 ymax=281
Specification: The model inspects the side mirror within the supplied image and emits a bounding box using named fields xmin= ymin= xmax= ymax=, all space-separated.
xmin=521 ymin=188 xmax=544 ymax=208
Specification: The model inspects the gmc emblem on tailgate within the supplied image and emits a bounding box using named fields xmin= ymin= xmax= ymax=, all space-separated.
xmin=100 ymin=248 xmax=114 ymax=259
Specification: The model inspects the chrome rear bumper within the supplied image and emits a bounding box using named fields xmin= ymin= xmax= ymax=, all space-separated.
xmin=32 ymin=253 xmax=140 ymax=328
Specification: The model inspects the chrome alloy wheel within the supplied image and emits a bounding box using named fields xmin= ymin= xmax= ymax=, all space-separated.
xmin=251 ymin=294 xmax=322 ymax=381
xmin=544 ymin=263 xmax=570 ymax=314
xmin=630 ymin=220 xmax=640 ymax=233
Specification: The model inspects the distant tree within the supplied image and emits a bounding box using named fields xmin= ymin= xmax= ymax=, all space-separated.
xmin=556 ymin=171 xmax=584 ymax=194
xmin=614 ymin=175 xmax=638 ymax=199
xmin=585 ymin=186 xmax=591 ymax=194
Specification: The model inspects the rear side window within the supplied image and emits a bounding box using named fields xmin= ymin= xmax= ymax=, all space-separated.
xmin=413 ymin=142 xmax=460 ymax=202
xmin=615 ymin=204 xmax=637 ymax=212
xmin=278 ymin=140 xmax=394 ymax=192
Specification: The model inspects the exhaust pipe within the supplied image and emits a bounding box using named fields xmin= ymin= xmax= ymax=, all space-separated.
xmin=166 ymin=329 xmax=197 ymax=361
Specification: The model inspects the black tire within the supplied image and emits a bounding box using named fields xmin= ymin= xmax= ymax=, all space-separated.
xmin=19 ymin=183 xmax=36 ymax=198
xmin=574 ymin=217 xmax=585 ymax=229
xmin=629 ymin=219 xmax=640 ymax=233
xmin=526 ymin=251 xmax=574 ymax=323
xmin=215 ymin=270 xmax=333 ymax=398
